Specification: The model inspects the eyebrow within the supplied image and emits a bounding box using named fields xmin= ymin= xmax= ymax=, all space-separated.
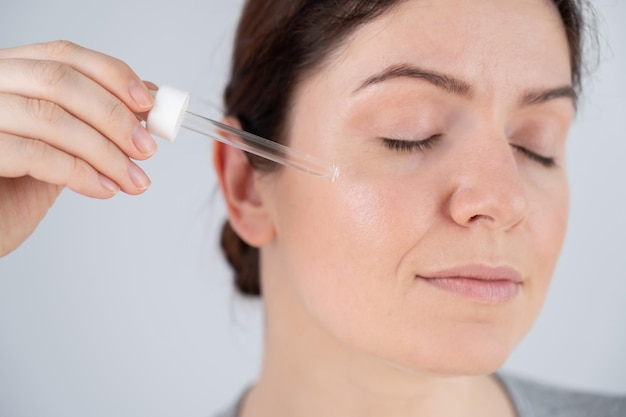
xmin=354 ymin=63 xmax=473 ymax=97
xmin=520 ymin=85 xmax=577 ymax=107
xmin=354 ymin=63 xmax=577 ymax=107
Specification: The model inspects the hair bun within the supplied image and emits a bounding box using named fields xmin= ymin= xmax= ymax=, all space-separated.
xmin=220 ymin=221 xmax=261 ymax=296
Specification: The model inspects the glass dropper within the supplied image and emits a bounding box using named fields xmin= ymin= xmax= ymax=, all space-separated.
xmin=146 ymin=86 xmax=340 ymax=182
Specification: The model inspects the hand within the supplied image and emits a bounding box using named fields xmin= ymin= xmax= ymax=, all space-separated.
xmin=0 ymin=41 xmax=157 ymax=257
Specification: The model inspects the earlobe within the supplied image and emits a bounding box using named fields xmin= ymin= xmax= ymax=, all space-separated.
xmin=213 ymin=117 xmax=276 ymax=248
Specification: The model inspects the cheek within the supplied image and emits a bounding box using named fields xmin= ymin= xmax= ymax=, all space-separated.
xmin=273 ymin=176 xmax=439 ymax=344
xmin=279 ymin=181 xmax=396 ymax=302
xmin=526 ymin=176 xmax=570 ymax=305
xmin=509 ymin=175 xmax=569 ymax=344
xmin=265 ymin=165 xmax=569 ymax=374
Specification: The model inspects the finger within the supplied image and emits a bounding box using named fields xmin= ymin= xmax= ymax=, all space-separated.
xmin=0 ymin=58 xmax=157 ymax=161
xmin=0 ymin=41 xmax=154 ymax=113
xmin=0 ymin=93 xmax=151 ymax=194
xmin=143 ymin=81 xmax=159 ymax=91
xmin=0 ymin=133 xmax=121 ymax=199
xmin=135 ymin=81 xmax=159 ymax=121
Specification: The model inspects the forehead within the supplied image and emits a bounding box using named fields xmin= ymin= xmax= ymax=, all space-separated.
xmin=312 ymin=0 xmax=571 ymax=100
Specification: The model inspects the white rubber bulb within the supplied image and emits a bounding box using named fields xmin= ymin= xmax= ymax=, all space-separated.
xmin=146 ymin=86 xmax=190 ymax=141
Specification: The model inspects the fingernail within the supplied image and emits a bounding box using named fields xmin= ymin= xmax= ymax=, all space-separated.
xmin=128 ymin=163 xmax=151 ymax=190
xmin=129 ymin=80 xmax=154 ymax=110
xmin=132 ymin=124 xmax=157 ymax=156
xmin=99 ymin=174 xmax=120 ymax=194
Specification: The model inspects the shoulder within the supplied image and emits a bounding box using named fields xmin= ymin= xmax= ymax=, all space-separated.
xmin=214 ymin=376 xmax=626 ymax=417
xmin=496 ymin=372 xmax=626 ymax=417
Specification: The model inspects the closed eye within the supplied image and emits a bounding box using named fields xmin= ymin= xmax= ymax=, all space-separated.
xmin=381 ymin=135 xmax=441 ymax=153
xmin=382 ymin=136 xmax=556 ymax=168
xmin=511 ymin=144 xmax=556 ymax=168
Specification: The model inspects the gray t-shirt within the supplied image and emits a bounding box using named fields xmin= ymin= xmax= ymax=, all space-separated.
xmin=496 ymin=372 xmax=626 ymax=417
xmin=215 ymin=372 xmax=626 ymax=417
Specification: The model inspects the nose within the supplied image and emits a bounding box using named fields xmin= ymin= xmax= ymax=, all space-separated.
xmin=447 ymin=141 xmax=528 ymax=231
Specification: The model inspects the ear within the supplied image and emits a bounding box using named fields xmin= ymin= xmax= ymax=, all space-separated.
xmin=213 ymin=117 xmax=276 ymax=247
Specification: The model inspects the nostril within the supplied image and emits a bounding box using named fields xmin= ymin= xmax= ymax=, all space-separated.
xmin=468 ymin=214 xmax=494 ymax=224
xmin=448 ymin=181 xmax=527 ymax=230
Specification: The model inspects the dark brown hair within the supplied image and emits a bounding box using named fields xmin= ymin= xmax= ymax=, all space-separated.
xmin=220 ymin=0 xmax=593 ymax=297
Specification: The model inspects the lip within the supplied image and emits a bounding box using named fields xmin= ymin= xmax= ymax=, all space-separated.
xmin=416 ymin=265 xmax=523 ymax=303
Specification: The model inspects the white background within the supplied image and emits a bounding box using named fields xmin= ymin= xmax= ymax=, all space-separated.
xmin=0 ymin=1 xmax=624 ymax=416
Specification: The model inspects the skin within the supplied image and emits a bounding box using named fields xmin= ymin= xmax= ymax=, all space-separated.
xmin=216 ymin=0 xmax=574 ymax=416
xmin=0 ymin=41 xmax=155 ymax=257
xmin=0 ymin=0 xmax=573 ymax=415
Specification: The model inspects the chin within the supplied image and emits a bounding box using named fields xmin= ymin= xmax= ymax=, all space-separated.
xmin=374 ymin=325 xmax=519 ymax=377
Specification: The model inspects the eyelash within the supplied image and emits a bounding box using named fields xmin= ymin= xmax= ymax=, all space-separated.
xmin=382 ymin=136 xmax=556 ymax=168
xmin=381 ymin=135 xmax=441 ymax=153
xmin=511 ymin=145 xmax=557 ymax=168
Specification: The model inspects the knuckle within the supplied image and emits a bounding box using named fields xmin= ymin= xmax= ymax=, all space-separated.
xmin=103 ymin=96 xmax=130 ymax=126
xmin=102 ymin=134 xmax=123 ymax=159
xmin=70 ymin=157 xmax=91 ymax=182
xmin=109 ymin=55 xmax=133 ymax=74
xmin=33 ymin=59 xmax=74 ymax=89
xmin=20 ymin=138 xmax=49 ymax=166
xmin=27 ymin=98 xmax=66 ymax=125
xmin=43 ymin=40 xmax=80 ymax=59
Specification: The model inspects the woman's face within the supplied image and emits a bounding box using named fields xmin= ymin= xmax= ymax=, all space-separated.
xmin=258 ymin=0 xmax=573 ymax=374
